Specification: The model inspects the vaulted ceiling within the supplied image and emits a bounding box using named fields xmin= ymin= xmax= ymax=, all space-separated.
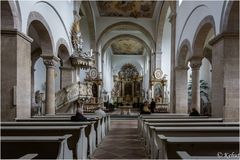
xmin=84 ymin=1 xmax=164 ymax=55
xmin=111 ymin=37 xmax=144 ymax=55
xmin=97 ymin=1 xmax=156 ymax=18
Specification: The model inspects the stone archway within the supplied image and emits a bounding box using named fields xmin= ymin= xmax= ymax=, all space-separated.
xmin=190 ymin=15 xmax=215 ymax=113
xmin=1 ymin=1 xmax=21 ymax=30
xmin=175 ymin=39 xmax=191 ymax=113
xmin=97 ymin=21 xmax=155 ymax=52
xmin=27 ymin=12 xmax=59 ymax=115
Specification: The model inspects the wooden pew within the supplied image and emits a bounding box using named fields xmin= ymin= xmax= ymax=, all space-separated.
xmin=26 ymin=114 xmax=108 ymax=139
xmin=158 ymin=135 xmax=240 ymax=159
xmin=1 ymin=126 xmax=88 ymax=159
xmin=144 ymin=122 xmax=239 ymax=154
xmin=150 ymin=126 xmax=239 ymax=159
xmin=139 ymin=118 xmax=223 ymax=138
xmin=1 ymin=135 xmax=72 ymax=159
xmin=18 ymin=153 xmax=38 ymax=159
xmin=16 ymin=116 xmax=103 ymax=146
xmin=138 ymin=114 xmax=191 ymax=133
xmin=1 ymin=121 xmax=97 ymax=155
xmin=55 ymin=113 xmax=111 ymax=134
xmin=177 ymin=151 xmax=222 ymax=160
xmin=138 ymin=116 xmax=215 ymax=136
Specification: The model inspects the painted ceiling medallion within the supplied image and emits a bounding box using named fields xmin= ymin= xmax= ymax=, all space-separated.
xmin=111 ymin=38 xmax=144 ymax=55
xmin=97 ymin=1 xmax=156 ymax=18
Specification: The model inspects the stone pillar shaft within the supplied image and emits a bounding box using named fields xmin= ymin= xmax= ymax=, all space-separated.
xmin=169 ymin=12 xmax=177 ymax=113
xmin=42 ymin=55 xmax=59 ymax=115
xmin=209 ymin=32 xmax=239 ymax=121
xmin=190 ymin=60 xmax=202 ymax=112
xmin=1 ymin=30 xmax=33 ymax=121
xmin=175 ymin=67 xmax=188 ymax=113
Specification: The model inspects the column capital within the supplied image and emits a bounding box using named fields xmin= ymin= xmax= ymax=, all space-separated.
xmin=190 ymin=58 xmax=202 ymax=70
xmin=41 ymin=55 xmax=60 ymax=67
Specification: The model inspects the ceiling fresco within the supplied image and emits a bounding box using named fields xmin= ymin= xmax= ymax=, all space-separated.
xmin=111 ymin=38 xmax=144 ymax=55
xmin=97 ymin=1 xmax=156 ymax=18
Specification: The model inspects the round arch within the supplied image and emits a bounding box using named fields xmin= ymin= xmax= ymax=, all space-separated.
xmin=81 ymin=1 xmax=96 ymax=50
xmin=156 ymin=1 xmax=172 ymax=51
xmin=27 ymin=11 xmax=54 ymax=55
xmin=101 ymin=34 xmax=152 ymax=56
xmin=192 ymin=15 xmax=216 ymax=58
xmin=56 ymin=38 xmax=71 ymax=58
xmin=97 ymin=21 xmax=155 ymax=52
xmin=221 ymin=1 xmax=239 ymax=33
xmin=177 ymin=39 xmax=192 ymax=67
xmin=1 ymin=0 xmax=21 ymax=30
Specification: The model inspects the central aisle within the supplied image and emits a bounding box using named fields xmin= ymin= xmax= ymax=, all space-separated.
xmin=92 ymin=120 xmax=148 ymax=159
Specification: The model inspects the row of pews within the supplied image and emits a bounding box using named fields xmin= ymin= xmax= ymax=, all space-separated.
xmin=1 ymin=113 xmax=110 ymax=159
xmin=138 ymin=113 xmax=240 ymax=159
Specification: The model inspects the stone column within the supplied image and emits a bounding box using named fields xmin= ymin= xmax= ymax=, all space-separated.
xmin=42 ymin=55 xmax=60 ymax=115
xmin=209 ymin=32 xmax=239 ymax=121
xmin=169 ymin=11 xmax=177 ymax=113
xmin=190 ymin=59 xmax=202 ymax=112
xmin=1 ymin=30 xmax=32 ymax=121
xmin=175 ymin=66 xmax=189 ymax=113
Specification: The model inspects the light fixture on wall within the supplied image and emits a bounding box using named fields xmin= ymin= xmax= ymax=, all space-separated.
xmin=70 ymin=20 xmax=95 ymax=70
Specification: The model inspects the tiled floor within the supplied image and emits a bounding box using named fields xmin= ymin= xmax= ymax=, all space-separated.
xmin=91 ymin=120 xmax=148 ymax=159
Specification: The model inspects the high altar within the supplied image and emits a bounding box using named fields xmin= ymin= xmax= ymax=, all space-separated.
xmin=111 ymin=64 xmax=143 ymax=105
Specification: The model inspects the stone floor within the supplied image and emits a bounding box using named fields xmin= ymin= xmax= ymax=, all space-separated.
xmin=91 ymin=120 xmax=148 ymax=159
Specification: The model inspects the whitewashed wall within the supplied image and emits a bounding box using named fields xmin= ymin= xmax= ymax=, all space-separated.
xmin=34 ymin=58 xmax=46 ymax=93
xmin=19 ymin=1 xmax=74 ymax=54
xmin=102 ymin=48 xmax=113 ymax=99
xmin=176 ymin=1 xmax=224 ymax=53
xmin=161 ymin=7 xmax=171 ymax=94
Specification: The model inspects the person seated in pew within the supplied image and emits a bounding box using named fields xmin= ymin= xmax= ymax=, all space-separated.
xmin=141 ymin=101 xmax=151 ymax=114
xmin=71 ymin=108 xmax=87 ymax=121
xmin=95 ymin=106 xmax=106 ymax=118
xmin=189 ymin=108 xmax=200 ymax=116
